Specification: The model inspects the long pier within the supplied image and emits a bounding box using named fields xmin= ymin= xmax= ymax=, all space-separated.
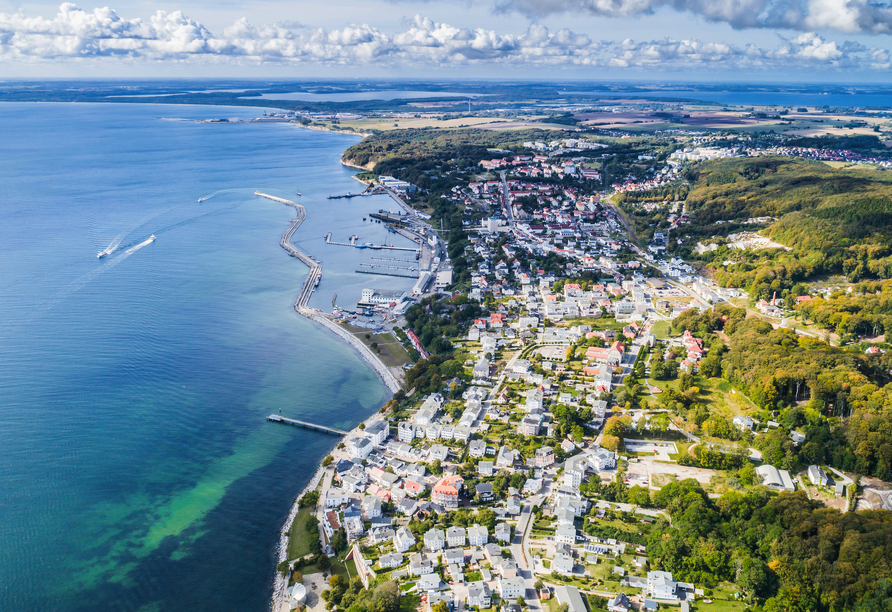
xmin=359 ymin=262 xmax=417 ymax=271
xmin=371 ymin=256 xmax=417 ymax=263
xmin=356 ymin=269 xmax=418 ymax=279
xmin=255 ymin=192 xmax=321 ymax=311
xmin=267 ymin=414 xmax=348 ymax=436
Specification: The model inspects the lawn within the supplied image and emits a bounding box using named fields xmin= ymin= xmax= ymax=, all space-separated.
xmin=287 ymin=506 xmax=318 ymax=560
xmin=399 ymin=593 xmax=422 ymax=612
xmin=341 ymin=325 xmax=412 ymax=368
xmin=650 ymin=320 xmax=671 ymax=339
xmin=698 ymin=377 xmax=760 ymax=418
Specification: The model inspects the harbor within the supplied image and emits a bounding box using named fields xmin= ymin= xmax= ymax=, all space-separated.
xmin=254 ymin=191 xmax=403 ymax=394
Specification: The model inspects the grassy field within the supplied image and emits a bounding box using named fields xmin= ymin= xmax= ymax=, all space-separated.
xmin=399 ymin=593 xmax=421 ymax=612
xmin=650 ymin=320 xmax=672 ymax=339
xmin=287 ymin=506 xmax=317 ymax=560
xmin=341 ymin=325 xmax=412 ymax=368
xmin=646 ymin=375 xmax=759 ymax=419
xmin=321 ymin=115 xmax=573 ymax=133
xmin=699 ymin=377 xmax=760 ymax=417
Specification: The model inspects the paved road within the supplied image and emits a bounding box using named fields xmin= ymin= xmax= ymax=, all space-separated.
xmin=500 ymin=170 xmax=515 ymax=229
xmin=511 ymin=503 xmax=543 ymax=612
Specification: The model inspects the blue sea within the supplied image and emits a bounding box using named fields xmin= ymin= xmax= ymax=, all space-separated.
xmin=0 ymin=102 xmax=412 ymax=611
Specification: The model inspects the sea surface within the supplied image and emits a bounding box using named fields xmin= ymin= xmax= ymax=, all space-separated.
xmin=0 ymin=102 xmax=413 ymax=612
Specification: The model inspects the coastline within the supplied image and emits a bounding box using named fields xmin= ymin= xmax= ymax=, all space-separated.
xmin=267 ymin=164 xmax=403 ymax=610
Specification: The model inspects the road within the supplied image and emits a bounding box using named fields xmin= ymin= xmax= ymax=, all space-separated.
xmin=486 ymin=349 xmax=524 ymax=402
xmin=508 ymin=472 xmax=556 ymax=612
xmin=602 ymin=195 xmax=641 ymax=249
xmin=500 ymin=170 xmax=515 ymax=229
xmin=512 ymin=502 xmax=543 ymax=612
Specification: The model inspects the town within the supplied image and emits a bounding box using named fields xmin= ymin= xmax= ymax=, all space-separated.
xmin=275 ymin=127 xmax=892 ymax=612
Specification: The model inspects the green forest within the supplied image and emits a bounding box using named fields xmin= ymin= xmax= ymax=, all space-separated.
xmin=650 ymin=157 xmax=892 ymax=299
xmin=673 ymin=305 xmax=892 ymax=479
xmin=646 ymin=481 xmax=892 ymax=611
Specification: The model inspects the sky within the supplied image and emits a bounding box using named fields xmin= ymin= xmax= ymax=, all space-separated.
xmin=1 ymin=0 xmax=892 ymax=79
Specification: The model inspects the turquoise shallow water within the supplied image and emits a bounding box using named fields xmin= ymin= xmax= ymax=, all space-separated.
xmin=0 ymin=103 xmax=410 ymax=611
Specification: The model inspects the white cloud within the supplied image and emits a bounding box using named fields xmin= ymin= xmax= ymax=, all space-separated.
xmin=0 ymin=3 xmax=888 ymax=72
xmin=492 ymin=0 xmax=892 ymax=35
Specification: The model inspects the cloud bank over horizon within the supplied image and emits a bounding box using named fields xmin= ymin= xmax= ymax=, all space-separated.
xmin=0 ymin=3 xmax=889 ymax=73
xmin=491 ymin=0 xmax=892 ymax=35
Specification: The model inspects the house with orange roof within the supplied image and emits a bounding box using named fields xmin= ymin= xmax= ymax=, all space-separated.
xmin=432 ymin=474 xmax=464 ymax=508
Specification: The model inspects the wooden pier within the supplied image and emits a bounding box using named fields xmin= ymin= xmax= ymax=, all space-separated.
xmin=267 ymin=414 xmax=348 ymax=436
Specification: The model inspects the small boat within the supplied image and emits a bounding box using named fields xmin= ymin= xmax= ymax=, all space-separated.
xmin=198 ymin=196 xmax=210 ymax=202
xmin=148 ymin=234 xmax=156 ymax=242
xmin=97 ymin=250 xmax=109 ymax=259
xmin=296 ymin=192 xmax=302 ymax=196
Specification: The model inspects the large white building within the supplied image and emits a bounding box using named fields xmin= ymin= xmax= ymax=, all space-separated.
xmin=756 ymin=464 xmax=796 ymax=492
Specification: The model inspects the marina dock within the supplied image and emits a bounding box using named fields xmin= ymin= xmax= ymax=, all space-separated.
xmin=356 ymin=269 xmax=418 ymax=279
xmin=359 ymin=262 xmax=417 ymax=271
xmin=325 ymin=231 xmax=419 ymax=252
xmin=325 ymin=232 xmax=359 ymax=247
xmin=267 ymin=414 xmax=348 ymax=436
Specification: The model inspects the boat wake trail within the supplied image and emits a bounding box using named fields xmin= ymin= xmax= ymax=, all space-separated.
xmin=197 ymin=188 xmax=240 ymax=203
xmin=97 ymin=208 xmax=172 ymax=259
xmin=33 ymin=236 xmax=157 ymax=318
xmin=96 ymin=227 xmax=128 ymax=258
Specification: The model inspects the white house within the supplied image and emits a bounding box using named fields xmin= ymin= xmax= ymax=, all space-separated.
xmin=467 ymin=582 xmax=491 ymax=608
xmin=495 ymin=522 xmax=511 ymax=543
xmin=468 ymin=524 xmax=488 ymax=546
xmin=733 ymin=415 xmax=755 ymax=431
xmin=498 ymin=576 xmax=526 ymax=600
xmin=394 ymin=526 xmax=416 ymax=553
xmin=478 ymin=460 xmax=494 ymax=477
xmin=469 ymin=440 xmax=487 ymax=458
xmin=446 ymin=526 xmax=466 ymax=548
xmin=363 ymin=495 xmax=382 ymax=519
xmin=398 ymin=422 xmax=417 ymax=442
xmin=424 ymin=528 xmax=446 ymax=552
xmin=473 ymin=358 xmax=490 ymax=379
xmin=365 ymin=420 xmax=389 ymax=445
xmin=347 ymin=437 xmax=374 ymax=461
xmin=378 ymin=552 xmax=404 ymax=569
xmin=555 ymin=524 xmax=576 ymax=544
xmin=325 ymin=488 xmax=349 ymax=508
xmin=553 ymin=552 xmax=574 ymax=574
xmin=808 ymin=465 xmax=829 ymax=487
xmin=563 ymin=455 xmax=588 ymax=488
xmin=588 ymin=447 xmax=616 ymax=471
xmin=647 ymin=571 xmax=678 ymax=600
xmin=409 ymin=553 xmax=435 ymax=576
